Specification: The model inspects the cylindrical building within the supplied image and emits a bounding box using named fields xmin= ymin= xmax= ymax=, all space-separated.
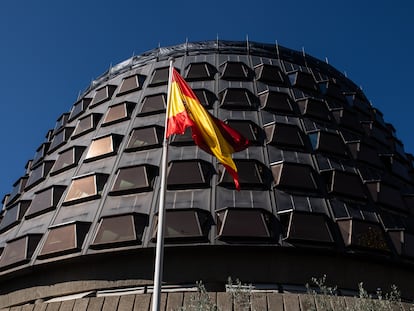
xmin=0 ymin=40 xmax=413 ymax=310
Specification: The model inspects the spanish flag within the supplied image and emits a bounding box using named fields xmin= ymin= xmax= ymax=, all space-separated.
xmin=166 ymin=68 xmax=249 ymax=190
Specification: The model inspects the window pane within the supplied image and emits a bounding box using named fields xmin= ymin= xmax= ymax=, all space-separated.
xmin=91 ymin=85 xmax=117 ymax=107
xmin=152 ymin=209 xmax=212 ymax=242
xmin=26 ymin=186 xmax=66 ymax=218
xmin=0 ymin=201 xmax=30 ymax=232
xmin=39 ymin=222 xmax=90 ymax=258
xmin=103 ymin=103 xmax=127 ymax=125
xmin=193 ymin=89 xmax=216 ymax=108
xmin=186 ymin=63 xmax=216 ymax=81
xmin=69 ymin=98 xmax=91 ymax=121
xmin=118 ymin=74 xmax=144 ymax=95
xmin=63 ymin=174 xmax=107 ymax=205
xmin=217 ymin=208 xmax=276 ymax=241
xmin=220 ymin=62 xmax=251 ymax=80
xmin=167 ymin=160 xmax=214 ymax=189
xmin=0 ymin=237 xmax=27 ymax=268
xmin=25 ymin=161 xmax=54 ymax=190
xmin=284 ymin=212 xmax=333 ymax=243
xmin=259 ymin=91 xmax=294 ymax=114
xmin=220 ymin=88 xmax=257 ymax=110
xmin=52 ymin=146 xmax=85 ymax=175
xmin=85 ymin=135 xmax=122 ymax=161
xmin=138 ymin=94 xmax=166 ymax=116
xmin=226 ymin=120 xmax=263 ymax=145
xmin=265 ymin=123 xmax=305 ymax=150
xmin=255 ymin=64 xmax=285 ymax=85
xmin=92 ymin=214 xmax=148 ymax=247
xmin=110 ymin=165 xmax=157 ymax=195
xmin=149 ymin=67 xmax=169 ymax=86
xmin=40 ymin=224 xmax=77 ymax=256
xmin=272 ymin=162 xmax=318 ymax=192
xmin=72 ymin=114 xmax=102 ymax=138
xmin=125 ymin=126 xmax=163 ymax=151
xmin=219 ymin=160 xmax=271 ymax=190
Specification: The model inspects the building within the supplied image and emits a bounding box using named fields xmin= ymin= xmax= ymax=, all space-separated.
xmin=0 ymin=40 xmax=413 ymax=310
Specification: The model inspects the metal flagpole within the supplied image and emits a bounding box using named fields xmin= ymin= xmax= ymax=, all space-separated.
xmin=151 ymin=58 xmax=174 ymax=311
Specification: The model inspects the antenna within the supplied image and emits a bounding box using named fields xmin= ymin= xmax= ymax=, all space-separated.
xmin=275 ymin=40 xmax=280 ymax=59
xmin=246 ymin=34 xmax=250 ymax=53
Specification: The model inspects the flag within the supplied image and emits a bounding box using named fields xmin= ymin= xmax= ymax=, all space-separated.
xmin=166 ymin=68 xmax=249 ymax=190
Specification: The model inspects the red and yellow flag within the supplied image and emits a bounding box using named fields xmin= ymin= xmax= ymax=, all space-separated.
xmin=166 ymin=68 xmax=249 ymax=190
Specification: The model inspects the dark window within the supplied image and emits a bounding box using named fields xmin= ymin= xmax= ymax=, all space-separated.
xmin=91 ymin=213 xmax=149 ymax=248
xmin=72 ymin=113 xmax=102 ymax=139
xmin=7 ymin=177 xmax=28 ymax=206
xmin=331 ymin=108 xmax=362 ymax=132
xmin=337 ymin=219 xmax=390 ymax=251
xmin=26 ymin=185 xmax=66 ymax=218
xmin=125 ymin=125 xmax=164 ymax=152
xmin=90 ymin=85 xmax=117 ymax=107
xmin=254 ymin=64 xmax=286 ymax=85
xmin=288 ymin=71 xmax=318 ymax=92
xmin=117 ymin=74 xmax=145 ymax=96
xmin=218 ymin=159 xmax=272 ymax=190
xmin=365 ymin=181 xmax=407 ymax=212
xmin=25 ymin=161 xmax=54 ymax=190
xmin=63 ymin=173 xmax=108 ymax=205
xmin=220 ymin=61 xmax=252 ymax=80
xmin=84 ymin=134 xmax=123 ymax=162
xmin=138 ymin=93 xmax=167 ymax=116
xmin=321 ymin=170 xmax=366 ymax=200
xmin=167 ymin=160 xmax=215 ymax=190
xmin=346 ymin=141 xmax=382 ymax=168
xmin=38 ymin=222 xmax=90 ymax=258
xmin=280 ymin=211 xmax=333 ymax=244
xmin=148 ymin=67 xmax=169 ymax=86
xmin=50 ymin=146 xmax=85 ymax=175
xmin=309 ymin=131 xmax=348 ymax=157
xmin=361 ymin=121 xmax=390 ymax=147
xmin=275 ymin=191 xmax=327 ymax=214
xmin=109 ymin=165 xmax=158 ymax=195
xmin=152 ymin=209 xmax=213 ymax=243
xmin=297 ymin=98 xmax=330 ymax=121
xmin=259 ymin=91 xmax=295 ymax=114
xmin=0 ymin=234 xmax=42 ymax=269
xmin=68 ymin=98 xmax=92 ymax=122
xmin=102 ymin=102 xmax=135 ymax=126
xmin=32 ymin=143 xmax=50 ymax=166
xmin=216 ymin=208 xmax=279 ymax=242
xmin=0 ymin=201 xmax=31 ymax=232
xmin=219 ymin=88 xmax=258 ymax=110
xmin=185 ymin=62 xmax=216 ymax=81
xmin=53 ymin=113 xmax=69 ymax=135
xmin=170 ymin=127 xmax=195 ymax=146
xmin=48 ymin=127 xmax=75 ymax=154
xmin=388 ymin=231 xmax=414 ymax=258
xmin=264 ymin=123 xmax=306 ymax=150
xmin=225 ymin=120 xmax=264 ymax=146
xmin=193 ymin=89 xmax=216 ymax=108
xmin=271 ymin=162 xmax=318 ymax=192
xmin=319 ymin=81 xmax=343 ymax=101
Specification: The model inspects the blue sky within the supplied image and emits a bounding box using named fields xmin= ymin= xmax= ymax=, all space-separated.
xmin=0 ymin=0 xmax=413 ymax=198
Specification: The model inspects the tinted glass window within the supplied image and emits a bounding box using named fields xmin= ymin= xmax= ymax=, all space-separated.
xmin=91 ymin=214 xmax=148 ymax=248
xmin=259 ymin=91 xmax=295 ymax=114
xmin=149 ymin=67 xmax=169 ymax=86
xmin=138 ymin=94 xmax=167 ymax=116
xmin=272 ymin=162 xmax=318 ymax=192
xmin=125 ymin=126 xmax=163 ymax=152
xmin=85 ymin=134 xmax=122 ymax=161
xmin=69 ymin=98 xmax=92 ymax=121
xmin=110 ymin=165 xmax=157 ymax=195
xmin=220 ymin=88 xmax=258 ymax=110
xmin=26 ymin=186 xmax=66 ymax=218
xmin=102 ymin=102 xmax=135 ymax=126
xmin=25 ymin=161 xmax=54 ymax=190
xmin=90 ymin=85 xmax=117 ymax=107
xmin=63 ymin=174 xmax=107 ymax=205
xmin=72 ymin=113 xmax=102 ymax=138
xmin=220 ymin=62 xmax=251 ymax=80
xmin=186 ymin=63 xmax=216 ymax=81
xmin=265 ymin=123 xmax=305 ymax=150
xmin=118 ymin=74 xmax=144 ymax=95
xmin=167 ymin=160 xmax=214 ymax=189
xmin=255 ymin=64 xmax=285 ymax=85
xmin=51 ymin=146 xmax=85 ymax=175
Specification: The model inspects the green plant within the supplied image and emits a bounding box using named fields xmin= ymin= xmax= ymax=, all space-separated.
xmin=226 ymin=277 xmax=253 ymax=311
xmin=178 ymin=281 xmax=218 ymax=311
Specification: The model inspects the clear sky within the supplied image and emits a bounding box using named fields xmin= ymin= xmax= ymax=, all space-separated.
xmin=0 ymin=0 xmax=413 ymax=198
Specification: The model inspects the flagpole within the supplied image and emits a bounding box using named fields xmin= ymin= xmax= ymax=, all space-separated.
xmin=151 ymin=58 xmax=174 ymax=311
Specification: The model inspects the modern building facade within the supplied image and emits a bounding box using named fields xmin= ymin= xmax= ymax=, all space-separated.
xmin=0 ymin=40 xmax=413 ymax=310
